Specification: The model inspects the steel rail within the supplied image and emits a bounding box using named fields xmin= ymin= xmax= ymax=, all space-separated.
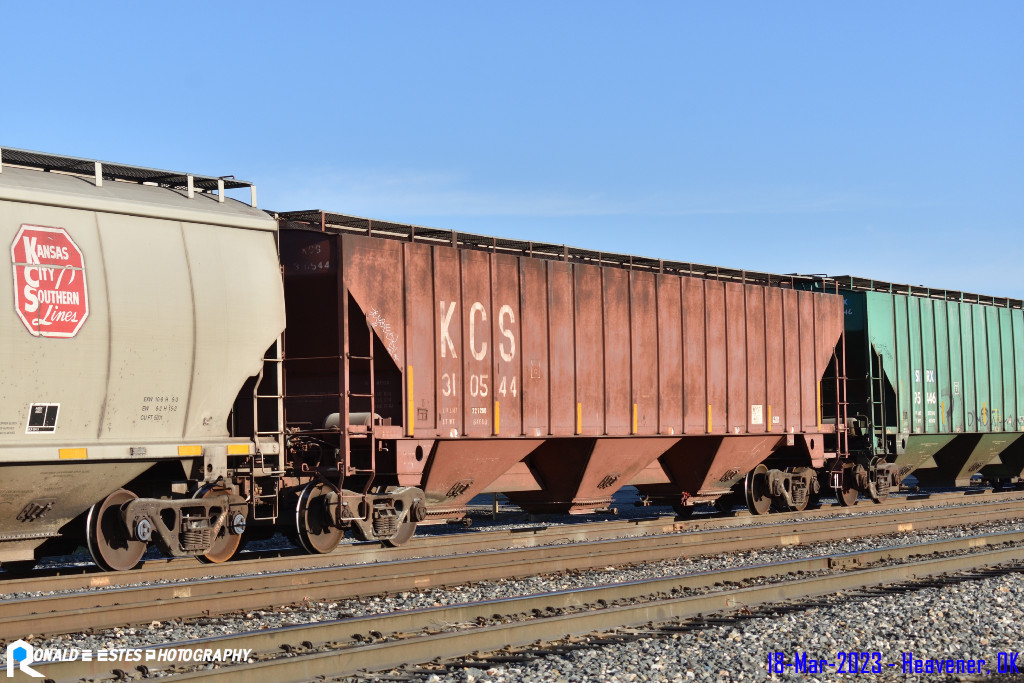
xmin=6 ymin=488 xmax=1021 ymax=597
xmin=36 ymin=529 xmax=1024 ymax=683
xmin=3 ymin=500 xmax=1024 ymax=642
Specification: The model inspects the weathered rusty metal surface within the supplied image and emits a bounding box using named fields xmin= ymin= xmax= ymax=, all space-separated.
xmin=575 ymin=439 xmax=667 ymax=502
xmin=745 ymin=286 xmax=767 ymax=434
xmin=603 ymin=269 xmax=632 ymax=435
xmin=521 ymin=257 xmax=550 ymax=437
xmin=629 ymin=459 xmax=673 ymax=486
xmin=459 ymin=250 xmax=490 ymax=437
xmin=418 ymin=440 xmax=544 ymax=516
xmin=632 ymin=272 xmax=660 ymax=434
xmin=503 ymin=440 xmax=601 ymax=513
xmin=403 ymin=243 xmax=435 ymax=435
xmin=277 ymin=222 xmax=845 ymax=514
xmin=725 ymin=283 xmax=746 ymax=434
xmin=633 ymin=435 xmax=783 ymax=505
xmin=764 ymin=287 xmax=786 ymax=435
xmin=680 ymin=276 xmax=705 ymax=433
xmin=548 ymin=261 xmax=575 ymax=435
xmin=482 ymin=460 xmax=543 ymax=493
xmin=394 ymin=439 xmax=435 ymax=487
xmin=493 ymin=253 xmax=523 ymax=437
xmin=705 ymin=281 xmax=727 ymax=435
xmin=799 ymin=291 xmax=817 ymax=430
xmin=782 ymin=289 xmax=801 ymax=432
xmin=657 ymin=274 xmax=683 ymax=434
xmin=575 ymin=265 xmax=604 ymax=436
xmin=504 ymin=438 xmax=674 ymax=514
xmin=434 ymin=245 xmax=463 ymax=437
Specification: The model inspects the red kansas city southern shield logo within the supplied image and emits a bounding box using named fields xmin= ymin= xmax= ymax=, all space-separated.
xmin=11 ymin=225 xmax=89 ymax=338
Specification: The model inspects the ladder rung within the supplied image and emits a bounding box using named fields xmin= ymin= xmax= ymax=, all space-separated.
xmin=256 ymin=394 xmax=284 ymax=399
xmin=348 ymin=392 xmax=373 ymax=397
xmin=348 ymin=354 xmax=372 ymax=360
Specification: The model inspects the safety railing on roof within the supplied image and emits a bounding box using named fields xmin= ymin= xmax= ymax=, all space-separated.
xmin=0 ymin=147 xmax=258 ymax=207
xmin=823 ymin=275 xmax=1022 ymax=310
xmin=276 ymin=209 xmax=817 ymax=290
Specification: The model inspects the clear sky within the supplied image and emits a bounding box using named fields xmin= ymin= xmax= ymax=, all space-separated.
xmin=4 ymin=3 xmax=1021 ymax=297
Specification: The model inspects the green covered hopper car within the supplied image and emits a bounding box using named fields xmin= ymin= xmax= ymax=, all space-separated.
xmin=830 ymin=277 xmax=1024 ymax=488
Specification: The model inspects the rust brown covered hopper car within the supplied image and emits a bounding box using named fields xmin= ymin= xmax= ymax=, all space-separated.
xmin=261 ymin=210 xmax=846 ymax=549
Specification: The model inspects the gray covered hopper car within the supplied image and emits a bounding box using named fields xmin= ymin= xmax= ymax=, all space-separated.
xmin=0 ymin=149 xmax=284 ymax=569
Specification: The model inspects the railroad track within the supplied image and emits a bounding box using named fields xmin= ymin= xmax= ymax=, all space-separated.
xmin=6 ymin=495 xmax=1024 ymax=639
xmin=33 ymin=526 xmax=1024 ymax=682
xmin=8 ymin=497 xmax=1024 ymax=643
xmin=6 ymin=487 xmax=1020 ymax=595
xmin=0 ymin=492 xmax=1015 ymax=683
xmin=5 ymin=496 xmax=1024 ymax=641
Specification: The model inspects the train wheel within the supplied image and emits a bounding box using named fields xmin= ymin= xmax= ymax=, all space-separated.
xmin=380 ymin=495 xmax=422 ymax=547
xmin=672 ymin=504 xmax=696 ymax=519
xmin=381 ymin=518 xmax=418 ymax=547
xmin=837 ymin=485 xmax=859 ymax=506
xmin=835 ymin=468 xmax=859 ymax=507
xmin=86 ymin=489 xmax=146 ymax=572
xmin=195 ymin=487 xmax=244 ymax=564
xmin=294 ymin=482 xmax=343 ymax=554
xmin=744 ymin=464 xmax=772 ymax=515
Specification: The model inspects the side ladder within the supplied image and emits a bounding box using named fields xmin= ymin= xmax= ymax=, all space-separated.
xmin=250 ymin=337 xmax=285 ymax=521
xmin=869 ymin=347 xmax=888 ymax=456
xmin=344 ymin=317 xmax=377 ymax=495
xmin=833 ymin=331 xmax=850 ymax=458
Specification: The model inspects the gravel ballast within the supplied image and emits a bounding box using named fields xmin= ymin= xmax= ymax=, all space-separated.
xmin=23 ymin=517 xmax=1024 ymax=660
xmin=423 ymin=570 xmax=1024 ymax=682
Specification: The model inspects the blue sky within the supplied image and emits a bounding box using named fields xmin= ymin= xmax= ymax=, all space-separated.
xmin=4 ymin=2 xmax=1021 ymax=296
